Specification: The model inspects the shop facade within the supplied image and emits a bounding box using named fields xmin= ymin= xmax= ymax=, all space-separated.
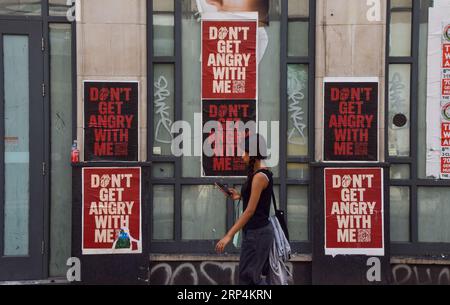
xmin=0 ymin=0 xmax=450 ymax=285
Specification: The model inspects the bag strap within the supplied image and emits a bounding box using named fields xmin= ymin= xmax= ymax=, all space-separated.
xmin=271 ymin=190 xmax=278 ymax=211
xmin=235 ymin=197 xmax=242 ymax=213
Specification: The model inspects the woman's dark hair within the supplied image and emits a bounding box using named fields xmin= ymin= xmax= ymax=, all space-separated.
xmin=243 ymin=134 xmax=268 ymax=178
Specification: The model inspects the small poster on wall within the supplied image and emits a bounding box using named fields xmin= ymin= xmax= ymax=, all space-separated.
xmin=84 ymin=81 xmax=139 ymax=161
xmin=202 ymin=99 xmax=256 ymax=177
xmin=323 ymin=78 xmax=379 ymax=162
xmin=82 ymin=167 xmax=142 ymax=255
xmin=324 ymin=168 xmax=384 ymax=257
xmin=201 ymin=13 xmax=258 ymax=100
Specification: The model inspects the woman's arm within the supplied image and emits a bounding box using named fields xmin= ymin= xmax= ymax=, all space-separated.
xmin=215 ymin=173 xmax=269 ymax=253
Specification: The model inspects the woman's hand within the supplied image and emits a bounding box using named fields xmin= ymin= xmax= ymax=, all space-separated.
xmin=228 ymin=188 xmax=241 ymax=201
xmin=215 ymin=235 xmax=232 ymax=254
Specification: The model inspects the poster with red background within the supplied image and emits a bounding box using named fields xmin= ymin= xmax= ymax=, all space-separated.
xmin=443 ymin=44 xmax=450 ymax=68
xmin=202 ymin=18 xmax=257 ymax=100
xmin=82 ymin=167 xmax=141 ymax=255
xmin=324 ymin=168 xmax=384 ymax=256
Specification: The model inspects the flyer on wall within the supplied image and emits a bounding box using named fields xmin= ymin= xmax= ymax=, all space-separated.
xmin=201 ymin=12 xmax=259 ymax=177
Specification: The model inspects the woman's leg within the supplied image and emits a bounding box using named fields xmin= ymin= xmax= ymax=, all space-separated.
xmin=238 ymin=225 xmax=273 ymax=285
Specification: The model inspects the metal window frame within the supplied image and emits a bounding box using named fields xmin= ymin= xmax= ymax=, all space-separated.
xmin=148 ymin=0 xmax=315 ymax=254
xmin=387 ymin=0 xmax=450 ymax=256
xmin=0 ymin=0 xmax=76 ymax=278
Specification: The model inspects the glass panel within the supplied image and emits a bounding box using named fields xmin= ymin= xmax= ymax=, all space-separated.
xmin=288 ymin=0 xmax=309 ymax=18
xmin=389 ymin=11 xmax=412 ymax=56
xmin=287 ymin=64 xmax=308 ymax=156
xmin=49 ymin=0 xmax=70 ymax=16
xmin=418 ymin=188 xmax=450 ymax=242
xmin=288 ymin=0 xmax=309 ymax=56
xmin=287 ymin=163 xmax=309 ymax=180
xmin=287 ymin=186 xmax=308 ymax=241
xmin=3 ymin=35 xmax=30 ymax=256
xmin=153 ymin=64 xmax=175 ymax=155
xmin=182 ymin=0 xmax=281 ymax=177
xmin=390 ymin=186 xmax=410 ymax=242
xmin=182 ymin=185 xmax=226 ymax=240
xmin=153 ymin=185 xmax=174 ymax=240
xmin=153 ymin=13 xmax=175 ymax=56
xmin=390 ymin=164 xmax=410 ymax=179
xmin=152 ymin=163 xmax=175 ymax=178
xmin=288 ymin=21 xmax=308 ymax=57
xmin=49 ymin=24 xmax=72 ymax=276
xmin=258 ymin=3 xmax=281 ymax=177
xmin=153 ymin=0 xmax=174 ymax=12
xmin=388 ymin=64 xmax=411 ymax=157
xmin=0 ymin=0 xmax=40 ymax=15
xmin=391 ymin=0 xmax=412 ymax=9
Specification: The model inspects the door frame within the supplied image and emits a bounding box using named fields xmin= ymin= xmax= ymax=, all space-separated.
xmin=0 ymin=19 xmax=47 ymax=281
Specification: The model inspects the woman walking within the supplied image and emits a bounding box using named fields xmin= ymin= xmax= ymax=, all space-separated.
xmin=215 ymin=134 xmax=274 ymax=285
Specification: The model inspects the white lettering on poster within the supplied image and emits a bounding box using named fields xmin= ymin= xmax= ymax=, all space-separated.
xmin=331 ymin=174 xmax=375 ymax=243
xmin=207 ymin=26 xmax=252 ymax=94
xmin=88 ymin=174 xmax=135 ymax=243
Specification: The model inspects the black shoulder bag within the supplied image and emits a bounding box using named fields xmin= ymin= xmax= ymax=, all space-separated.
xmin=271 ymin=191 xmax=290 ymax=242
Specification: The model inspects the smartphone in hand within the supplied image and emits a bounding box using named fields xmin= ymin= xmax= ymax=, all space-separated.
xmin=215 ymin=182 xmax=232 ymax=197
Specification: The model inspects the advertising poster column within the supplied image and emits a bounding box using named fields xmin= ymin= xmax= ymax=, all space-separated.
xmin=440 ymin=24 xmax=450 ymax=178
xmin=201 ymin=12 xmax=258 ymax=177
xmin=313 ymin=77 xmax=389 ymax=284
xmin=425 ymin=3 xmax=450 ymax=178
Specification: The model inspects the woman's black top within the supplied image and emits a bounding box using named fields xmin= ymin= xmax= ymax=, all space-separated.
xmin=241 ymin=168 xmax=273 ymax=232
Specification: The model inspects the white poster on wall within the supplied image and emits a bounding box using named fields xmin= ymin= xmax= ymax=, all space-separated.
xmin=426 ymin=4 xmax=450 ymax=178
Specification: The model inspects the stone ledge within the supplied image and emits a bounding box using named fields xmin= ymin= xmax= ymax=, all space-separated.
xmin=390 ymin=256 xmax=450 ymax=266
xmin=149 ymin=254 xmax=312 ymax=262
xmin=149 ymin=254 xmax=450 ymax=265
xmin=0 ymin=278 xmax=68 ymax=285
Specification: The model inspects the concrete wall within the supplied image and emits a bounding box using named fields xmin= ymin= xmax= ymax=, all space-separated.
xmin=315 ymin=0 xmax=386 ymax=161
xmin=76 ymin=0 xmax=147 ymax=161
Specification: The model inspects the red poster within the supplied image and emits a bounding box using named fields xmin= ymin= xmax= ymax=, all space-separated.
xmin=443 ymin=79 xmax=450 ymax=96
xmin=441 ymin=122 xmax=450 ymax=146
xmin=202 ymin=19 xmax=257 ymax=100
xmin=324 ymin=168 xmax=384 ymax=256
xmin=443 ymin=44 xmax=450 ymax=68
xmin=82 ymin=167 xmax=141 ymax=255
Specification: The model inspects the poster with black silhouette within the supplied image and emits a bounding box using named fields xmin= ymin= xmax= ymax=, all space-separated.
xmin=323 ymin=79 xmax=378 ymax=161
xmin=84 ymin=81 xmax=139 ymax=161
